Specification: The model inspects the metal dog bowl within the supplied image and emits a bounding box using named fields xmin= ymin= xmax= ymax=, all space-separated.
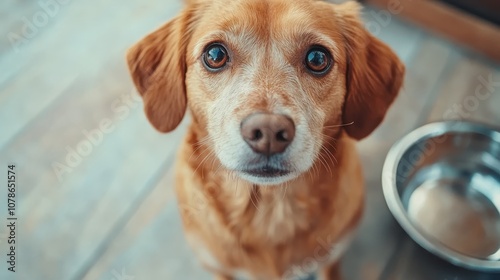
xmin=382 ymin=121 xmax=500 ymax=271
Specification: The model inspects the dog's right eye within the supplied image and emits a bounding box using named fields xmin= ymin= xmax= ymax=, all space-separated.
xmin=203 ymin=44 xmax=228 ymax=71
xmin=305 ymin=46 xmax=332 ymax=76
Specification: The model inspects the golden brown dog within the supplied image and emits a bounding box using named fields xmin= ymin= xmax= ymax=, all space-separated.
xmin=127 ymin=0 xmax=404 ymax=279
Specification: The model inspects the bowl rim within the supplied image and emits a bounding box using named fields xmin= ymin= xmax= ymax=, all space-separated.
xmin=382 ymin=121 xmax=500 ymax=271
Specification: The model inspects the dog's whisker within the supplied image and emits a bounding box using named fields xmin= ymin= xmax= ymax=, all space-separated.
xmin=321 ymin=146 xmax=339 ymax=166
xmin=282 ymin=181 xmax=289 ymax=201
xmin=188 ymin=135 xmax=213 ymax=162
xmin=209 ymin=153 xmax=220 ymax=173
xmin=249 ymin=185 xmax=261 ymax=212
xmin=317 ymin=139 xmax=338 ymax=167
xmin=322 ymin=121 xmax=354 ymax=129
xmin=317 ymin=152 xmax=328 ymax=172
xmin=321 ymin=133 xmax=338 ymax=142
xmin=213 ymin=161 xmax=224 ymax=174
xmin=322 ymin=152 xmax=336 ymax=172
xmin=320 ymin=134 xmax=339 ymax=146
xmin=192 ymin=143 xmax=213 ymax=162
xmin=320 ymin=139 xmax=339 ymax=154
xmin=323 ymin=149 xmax=336 ymax=174
xmin=325 ymin=149 xmax=338 ymax=166
xmin=193 ymin=149 xmax=216 ymax=177
xmin=202 ymin=151 xmax=216 ymax=178
xmin=321 ymin=145 xmax=337 ymax=168
xmin=234 ymin=173 xmax=241 ymax=197
xmin=322 ymin=140 xmax=337 ymax=152
xmin=317 ymin=152 xmax=332 ymax=176
xmin=319 ymin=136 xmax=338 ymax=155
xmin=311 ymin=158 xmax=320 ymax=179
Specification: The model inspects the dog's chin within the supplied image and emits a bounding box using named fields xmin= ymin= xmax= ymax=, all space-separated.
xmin=237 ymin=170 xmax=298 ymax=186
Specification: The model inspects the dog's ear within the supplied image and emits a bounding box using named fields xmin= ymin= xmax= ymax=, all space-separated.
xmin=335 ymin=2 xmax=405 ymax=140
xmin=126 ymin=9 xmax=196 ymax=133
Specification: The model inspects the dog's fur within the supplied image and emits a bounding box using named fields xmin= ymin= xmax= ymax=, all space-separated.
xmin=127 ymin=0 xmax=404 ymax=279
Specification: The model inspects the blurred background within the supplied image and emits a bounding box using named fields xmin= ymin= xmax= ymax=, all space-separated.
xmin=0 ymin=0 xmax=499 ymax=279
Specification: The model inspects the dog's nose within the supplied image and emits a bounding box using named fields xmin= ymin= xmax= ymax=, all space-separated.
xmin=240 ymin=113 xmax=295 ymax=156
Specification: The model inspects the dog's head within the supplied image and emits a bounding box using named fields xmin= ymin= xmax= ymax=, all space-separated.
xmin=127 ymin=0 xmax=404 ymax=185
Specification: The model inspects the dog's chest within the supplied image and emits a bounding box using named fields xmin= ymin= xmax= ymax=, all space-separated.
xmin=247 ymin=191 xmax=313 ymax=242
xmin=186 ymin=230 xmax=353 ymax=280
xmin=185 ymin=188 xmax=348 ymax=279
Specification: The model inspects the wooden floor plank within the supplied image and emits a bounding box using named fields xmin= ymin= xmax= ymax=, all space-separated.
xmin=427 ymin=56 xmax=500 ymax=125
xmin=76 ymin=145 xmax=187 ymax=278
xmin=0 ymin=58 xmax=184 ymax=280
xmin=0 ymin=0 xmax=182 ymax=148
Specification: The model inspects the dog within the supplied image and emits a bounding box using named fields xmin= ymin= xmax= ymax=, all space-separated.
xmin=126 ymin=0 xmax=404 ymax=279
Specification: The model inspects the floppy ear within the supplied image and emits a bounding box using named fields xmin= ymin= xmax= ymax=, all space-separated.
xmin=126 ymin=9 xmax=195 ymax=133
xmin=336 ymin=2 xmax=405 ymax=140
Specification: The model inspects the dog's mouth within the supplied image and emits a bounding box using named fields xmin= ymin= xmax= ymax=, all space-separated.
xmin=228 ymin=154 xmax=299 ymax=185
xmin=241 ymin=166 xmax=290 ymax=178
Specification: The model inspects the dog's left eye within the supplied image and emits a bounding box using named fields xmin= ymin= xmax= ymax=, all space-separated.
xmin=305 ymin=47 xmax=332 ymax=75
xmin=203 ymin=43 xmax=228 ymax=71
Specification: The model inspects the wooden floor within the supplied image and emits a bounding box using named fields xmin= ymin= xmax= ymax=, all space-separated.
xmin=0 ymin=1 xmax=499 ymax=280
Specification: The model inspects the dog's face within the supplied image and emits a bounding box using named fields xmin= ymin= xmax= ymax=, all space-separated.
xmin=127 ymin=0 xmax=404 ymax=185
